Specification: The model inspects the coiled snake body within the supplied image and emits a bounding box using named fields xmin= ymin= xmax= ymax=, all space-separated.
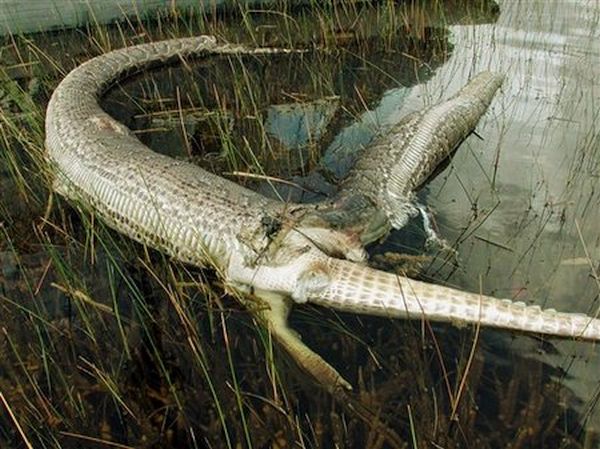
xmin=46 ymin=36 xmax=600 ymax=391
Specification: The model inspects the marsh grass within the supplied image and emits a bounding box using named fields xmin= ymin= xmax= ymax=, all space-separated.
xmin=0 ymin=0 xmax=597 ymax=448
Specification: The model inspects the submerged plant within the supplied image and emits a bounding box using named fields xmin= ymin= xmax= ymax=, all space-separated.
xmin=1 ymin=1 xmax=598 ymax=448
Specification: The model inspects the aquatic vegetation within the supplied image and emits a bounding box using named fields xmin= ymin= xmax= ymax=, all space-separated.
xmin=1 ymin=1 xmax=598 ymax=448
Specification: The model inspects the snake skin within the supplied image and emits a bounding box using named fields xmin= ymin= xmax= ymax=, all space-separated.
xmin=45 ymin=36 xmax=600 ymax=390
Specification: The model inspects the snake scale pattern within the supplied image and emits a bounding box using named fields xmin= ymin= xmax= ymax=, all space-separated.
xmin=45 ymin=36 xmax=600 ymax=391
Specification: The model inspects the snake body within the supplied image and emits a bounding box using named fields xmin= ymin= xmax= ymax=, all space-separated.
xmin=46 ymin=37 xmax=295 ymax=272
xmin=46 ymin=36 xmax=600 ymax=390
xmin=310 ymin=72 xmax=505 ymax=245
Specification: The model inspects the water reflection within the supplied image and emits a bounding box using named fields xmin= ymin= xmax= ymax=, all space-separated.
xmin=2 ymin=0 xmax=598 ymax=447
xmin=398 ymin=0 xmax=600 ymax=431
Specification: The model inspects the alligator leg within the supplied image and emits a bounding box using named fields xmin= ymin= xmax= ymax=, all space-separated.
xmin=256 ymin=291 xmax=352 ymax=392
xmin=416 ymin=203 xmax=457 ymax=254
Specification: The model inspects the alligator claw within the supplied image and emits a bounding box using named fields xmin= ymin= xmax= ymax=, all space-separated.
xmin=257 ymin=291 xmax=352 ymax=392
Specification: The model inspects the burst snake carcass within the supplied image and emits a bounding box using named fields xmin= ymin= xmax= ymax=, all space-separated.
xmin=45 ymin=35 xmax=600 ymax=391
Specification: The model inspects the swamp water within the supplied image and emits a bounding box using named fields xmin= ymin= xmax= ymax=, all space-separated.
xmin=0 ymin=0 xmax=599 ymax=447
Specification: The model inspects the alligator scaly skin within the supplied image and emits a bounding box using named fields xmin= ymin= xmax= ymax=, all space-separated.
xmin=46 ymin=36 xmax=600 ymax=391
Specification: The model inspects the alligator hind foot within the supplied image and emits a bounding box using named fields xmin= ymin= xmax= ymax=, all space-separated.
xmin=256 ymin=291 xmax=352 ymax=392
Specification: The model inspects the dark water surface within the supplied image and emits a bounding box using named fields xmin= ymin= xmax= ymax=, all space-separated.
xmin=1 ymin=0 xmax=599 ymax=447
